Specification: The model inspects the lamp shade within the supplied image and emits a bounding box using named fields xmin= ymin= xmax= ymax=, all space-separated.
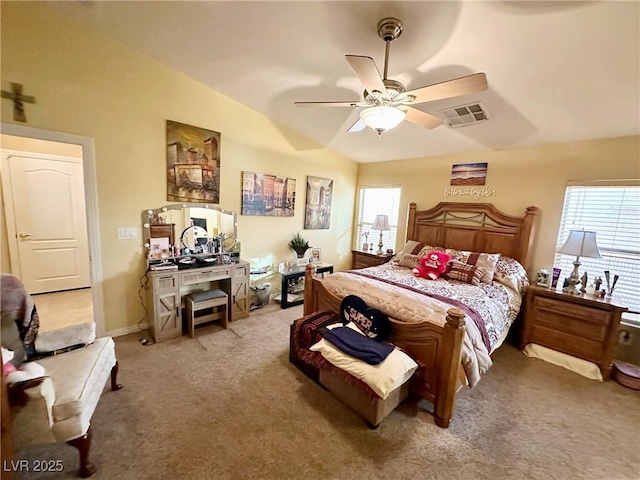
xmin=557 ymin=230 xmax=602 ymax=258
xmin=371 ymin=214 xmax=390 ymax=231
xmin=360 ymin=106 xmax=405 ymax=133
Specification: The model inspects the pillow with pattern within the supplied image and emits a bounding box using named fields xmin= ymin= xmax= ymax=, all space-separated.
xmin=444 ymin=260 xmax=486 ymax=286
xmin=392 ymin=241 xmax=445 ymax=264
xmin=459 ymin=251 xmax=501 ymax=284
xmin=398 ymin=253 xmax=422 ymax=269
xmin=493 ymin=256 xmax=530 ymax=293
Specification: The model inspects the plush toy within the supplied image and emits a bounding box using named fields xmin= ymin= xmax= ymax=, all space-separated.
xmin=412 ymin=250 xmax=451 ymax=280
xmin=2 ymin=347 xmax=45 ymax=385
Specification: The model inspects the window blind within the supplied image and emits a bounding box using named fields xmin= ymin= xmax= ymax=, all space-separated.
xmin=554 ymin=185 xmax=640 ymax=320
xmin=354 ymin=186 xmax=401 ymax=253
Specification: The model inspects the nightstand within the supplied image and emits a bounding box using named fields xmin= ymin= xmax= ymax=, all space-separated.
xmin=351 ymin=250 xmax=393 ymax=269
xmin=521 ymin=285 xmax=628 ymax=379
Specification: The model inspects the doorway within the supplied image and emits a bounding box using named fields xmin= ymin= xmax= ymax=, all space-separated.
xmin=2 ymin=149 xmax=91 ymax=293
xmin=0 ymin=123 xmax=105 ymax=337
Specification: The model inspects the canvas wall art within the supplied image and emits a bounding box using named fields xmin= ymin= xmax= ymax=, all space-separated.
xmin=450 ymin=162 xmax=488 ymax=186
xmin=167 ymin=120 xmax=221 ymax=203
xmin=241 ymin=171 xmax=296 ymax=216
xmin=304 ymin=176 xmax=333 ymax=229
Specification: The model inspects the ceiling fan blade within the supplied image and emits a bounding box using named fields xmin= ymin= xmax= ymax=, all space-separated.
xmin=345 ymin=55 xmax=387 ymax=96
xmin=347 ymin=118 xmax=366 ymax=133
xmin=404 ymin=73 xmax=488 ymax=104
xmin=404 ymin=107 xmax=444 ymax=130
xmin=294 ymin=101 xmax=365 ymax=108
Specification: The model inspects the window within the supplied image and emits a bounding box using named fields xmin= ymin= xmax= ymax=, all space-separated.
xmin=554 ymin=183 xmax=640 ymax=321
xmin=354 ymin=186 xmax=401 ymax=253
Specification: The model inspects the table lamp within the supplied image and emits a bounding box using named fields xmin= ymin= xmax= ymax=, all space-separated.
xmin=557 ymin=230 xmax=601 ymax=295
xmin=371 ymin=214 xmax=390 ymax=255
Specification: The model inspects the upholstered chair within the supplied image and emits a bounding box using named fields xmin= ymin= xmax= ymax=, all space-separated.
xmin=1 ymin=274 xmax=122 ymax=477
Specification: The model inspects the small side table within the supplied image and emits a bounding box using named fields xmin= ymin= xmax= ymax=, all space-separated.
xmin=280 ymin=264 xmax=333 ymax=309
xmin=351 ymin=250 xmax=393 ymax=269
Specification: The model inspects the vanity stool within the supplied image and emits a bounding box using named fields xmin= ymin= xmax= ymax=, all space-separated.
xmin=185 ymin=289 xmax=228 ymax=337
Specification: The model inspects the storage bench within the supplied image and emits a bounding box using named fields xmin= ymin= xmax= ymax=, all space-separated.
xmin=289 ymin=310 xmax=412 ymax=427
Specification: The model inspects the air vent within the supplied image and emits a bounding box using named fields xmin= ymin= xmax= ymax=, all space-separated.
xmin=441 ymin=103 xmax=488 ymax=128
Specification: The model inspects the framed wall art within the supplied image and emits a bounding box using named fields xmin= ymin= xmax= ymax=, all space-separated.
xmin=450 ymin=162 xmax=487 ymax=186
xmin=167 ymin=120 xmax=221 ymax=203
xmin=241 ymin=171 xmax=296 ymax=216
xmin=304 ymin=176 xmax=333 ymax=229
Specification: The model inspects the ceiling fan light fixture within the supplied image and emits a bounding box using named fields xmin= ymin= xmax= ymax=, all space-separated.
xmin=359 ymin=106 xmax=406 ymax=133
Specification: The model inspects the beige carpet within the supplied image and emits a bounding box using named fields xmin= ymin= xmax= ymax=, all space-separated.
xmin=32 ymin=288 xmax=93 ymax=332
xmin=14 ymin=304 xmax=640 ymax=479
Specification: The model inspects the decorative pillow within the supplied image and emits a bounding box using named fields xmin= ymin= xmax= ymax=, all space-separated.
xmin=493 ymin=256 xmax=530 ymax=293
xmin=398 ymin=253 xmax=422 ymax=269
xmin=444 ymin=248 xmax=465 ymax=262
xmin=444 ymin=260 xmax=486 ymax=286
xmin=460 ymin=251 xmax=501 ymax=284
xmin=340 ymin=295 xmax=391 ymax=342
xmin=391 ymin=241 xmax=442 ymax=263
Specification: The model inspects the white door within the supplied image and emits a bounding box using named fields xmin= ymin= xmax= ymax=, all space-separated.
xmin=4 ymin=153 xmax=91 ymax=293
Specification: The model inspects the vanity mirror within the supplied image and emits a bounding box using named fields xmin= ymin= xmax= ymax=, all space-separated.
xmin=142 ymin=203 xmax=238 ymax=262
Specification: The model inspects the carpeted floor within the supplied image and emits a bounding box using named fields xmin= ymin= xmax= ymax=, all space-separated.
xmin=14 ymin=304 xmax=640 ymax=479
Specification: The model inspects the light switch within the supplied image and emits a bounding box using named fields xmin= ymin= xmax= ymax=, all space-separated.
xmin=117 ymin=227 xmax=138 ymax=240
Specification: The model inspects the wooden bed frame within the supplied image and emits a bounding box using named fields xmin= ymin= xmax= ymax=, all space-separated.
xmin=303 ymin=202 xmax=539 ymax=428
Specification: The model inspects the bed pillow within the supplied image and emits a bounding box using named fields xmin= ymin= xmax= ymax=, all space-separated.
xmin=444 ymin=260 xmax=486 ymax=286
xmin=397 ymin=253 xmax=422 ymax=269
xmin=493 ymin=256 xmax=530 ymax=293
xmin=392 ymin=241 xmax=443 ymax=263
xmin=459 ymin=251 xmax=501 ymax=284
xmin=310 ymin=324 xmax=418 ymax=400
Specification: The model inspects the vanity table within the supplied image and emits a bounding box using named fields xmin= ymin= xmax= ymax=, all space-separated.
xmin=147 ymin=262 xmax=249 ymax=342
xmin=142 ymin=203 xmax=250 ymax=342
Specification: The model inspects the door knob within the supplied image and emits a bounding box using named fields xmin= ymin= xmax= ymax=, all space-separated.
xmin=18 ymin=232 xmax=32 ymax=238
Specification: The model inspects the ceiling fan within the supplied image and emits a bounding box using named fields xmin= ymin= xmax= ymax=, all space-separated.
xmin=294 ymin=18 xmax=488 ymax=136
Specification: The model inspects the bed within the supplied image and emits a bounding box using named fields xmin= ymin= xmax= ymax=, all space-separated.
xmin=303 ymin=202 xmax=539 ymax=427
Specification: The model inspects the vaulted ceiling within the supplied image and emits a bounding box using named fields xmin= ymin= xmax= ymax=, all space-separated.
xmin=51 ymin=1 xmax=639 ymax=163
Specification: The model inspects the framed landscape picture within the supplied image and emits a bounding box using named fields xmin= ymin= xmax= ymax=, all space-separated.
xmin=166 ymin=120 xmax=220 ymax=203
xmin=450 ymin=162 xmax=488 ymax=186
xmin=241 ymin=171 xmax=296 ymax=216
xmin=304 ymin=176 xmax=333 ymax=229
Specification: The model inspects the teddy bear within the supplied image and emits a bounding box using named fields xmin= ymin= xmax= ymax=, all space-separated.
xmin=412 ymin=250 xmax=451 ymax=280
xmin=2 ymin=347 xmax=45 ymax=385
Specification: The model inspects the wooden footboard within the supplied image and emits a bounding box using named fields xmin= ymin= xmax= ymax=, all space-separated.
xmin=303 ymin=264 xmax=466 ymax=428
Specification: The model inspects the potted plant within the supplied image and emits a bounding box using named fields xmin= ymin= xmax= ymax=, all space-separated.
xmin=288 ymin=233 xmax=310 ymax=258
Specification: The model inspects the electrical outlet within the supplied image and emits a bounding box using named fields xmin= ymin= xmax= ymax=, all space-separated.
xmin=117 ymin=227 xmax=138 ymax=240
xmin=618 ymin=330 xmax=634 ymax=346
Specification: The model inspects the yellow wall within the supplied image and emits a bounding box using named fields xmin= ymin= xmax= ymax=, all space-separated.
xmin=1 ymin=3 xmax=357 ymax=332
xmin=358 ymin=135 xmax=640 ymax=275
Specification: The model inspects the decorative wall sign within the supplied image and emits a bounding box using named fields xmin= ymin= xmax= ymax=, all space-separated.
xmin=450 ymin=162 xmax=488 ymax=186
xmin=443 ymin=185 xmax=497 ymax=199
xmin=304 ymin=176 xmax=333 ymax=229
xmin=241 ymin=171 xmax=296 ymax=216
xmin=167 ymin=120 xmax=220 ymax=203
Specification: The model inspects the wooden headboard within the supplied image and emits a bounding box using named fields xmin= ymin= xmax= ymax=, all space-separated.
xmin=406 ymin=202 xmax=539 ymax=272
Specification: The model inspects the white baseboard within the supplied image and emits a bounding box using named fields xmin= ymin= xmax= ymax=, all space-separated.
xmin=106 ymin=322 xmax=149 ymax=338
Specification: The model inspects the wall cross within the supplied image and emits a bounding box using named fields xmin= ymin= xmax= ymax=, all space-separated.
xmin=1 ymin=83 xmax=36 ymax=122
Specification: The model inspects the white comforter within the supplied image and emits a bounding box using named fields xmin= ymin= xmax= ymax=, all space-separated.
xmin=318 ymin=263 xmax=524 ymax=387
